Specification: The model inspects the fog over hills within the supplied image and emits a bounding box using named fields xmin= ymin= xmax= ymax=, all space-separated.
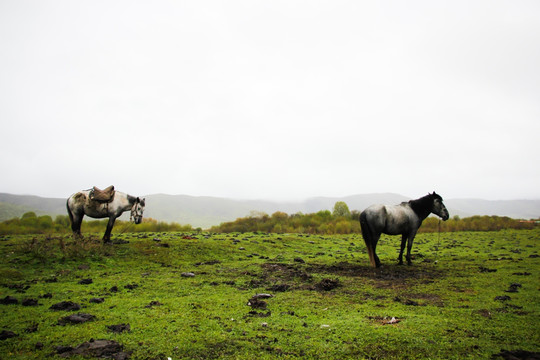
xmin=2 ymin=192 xmax=539 ymax=229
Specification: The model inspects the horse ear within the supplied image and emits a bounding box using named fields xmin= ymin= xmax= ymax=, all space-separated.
xmin=136 ymin=197 xmax=140 ymax=202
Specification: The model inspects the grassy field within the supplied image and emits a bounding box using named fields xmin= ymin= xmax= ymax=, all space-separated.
xmin=0 ymin=229 xmax=538 ymax=359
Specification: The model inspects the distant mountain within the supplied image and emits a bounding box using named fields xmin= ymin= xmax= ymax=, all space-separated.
xmin=142 ymin=193 xmax=412 ymax=228
xmin=1 ymin=192 xmax=539 ymax=228
xmin=0 ymin=193 xmax=66 ymax=219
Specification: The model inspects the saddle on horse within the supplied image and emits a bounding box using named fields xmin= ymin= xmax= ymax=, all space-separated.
xmin=90 ymin=186 xmax=115 ymax=203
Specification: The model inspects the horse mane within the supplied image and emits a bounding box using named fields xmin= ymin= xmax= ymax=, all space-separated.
xmin=408 ymin=193 xmax=441 ymax=218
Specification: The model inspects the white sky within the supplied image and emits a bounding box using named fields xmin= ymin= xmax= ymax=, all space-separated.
xmin=1 ymin=1 xmax=539 ymax=201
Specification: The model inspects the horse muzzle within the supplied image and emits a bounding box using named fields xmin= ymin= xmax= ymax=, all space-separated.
xmin=134 ymin=217 xmax=143 ymax=224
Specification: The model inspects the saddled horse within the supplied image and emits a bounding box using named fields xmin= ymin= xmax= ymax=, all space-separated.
xmin=67 ymin=186 xmax=145 ymax=243
xmin=360 ymin=192 xmax=449 ymax=267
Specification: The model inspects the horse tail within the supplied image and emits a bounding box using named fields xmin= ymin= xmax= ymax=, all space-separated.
xmin=360 ymin=211 xmax=377 ymax=267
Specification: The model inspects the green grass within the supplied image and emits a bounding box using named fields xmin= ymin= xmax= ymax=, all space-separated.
xmin=0 ymin=229 xmax=539 ymax=359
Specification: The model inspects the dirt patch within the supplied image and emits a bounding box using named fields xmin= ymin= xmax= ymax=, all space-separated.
xmin=22 ymin=298 xmax=39 ymax=306
xmin=247 ymin=294 xmax=275 ymax=318
xmin=395 ymin=292 xmax=444 ymax=307
xmin=479 ymin=266 xmax=497 ymax=273
xmin=394 ymin=296 xmax=423 ymax=306
xmin=124 ymin=283 xmax=139 ymax=290
xmin=145 ymin=301 xmax=163 ymax=308
xmin=474 ymin=309 xmax=492 ymax=318
xmin=505 ymin=283 xmax=522 ymax=293
xmin=261 ymin=263 xmax=312 ymax=283
xmin=315 ymin=278 xmax=341 ymax=291
xmin=0 ymin=296 xmax=18 ymax=305
xmin=107 ymin=324 xmax=131 ymax=333
xmin=0 ymin=330 xmax=18 ymax=340
xmin=194 ymin=260 xmax=221 ymax=266
xmin=493 ymin=349 xmax=540 ymax=359
xmin=49 ymin=301 xmax=81 ymax=311
xmin=267 ymin=284 xmax=290 ymax=292
xmin=58 ymin=313 xmax=96 ymax=325
xmin=307 ymin=261 xmax=445 ymax=289
xmin=57 ymin=339 xmax=130 ymax=359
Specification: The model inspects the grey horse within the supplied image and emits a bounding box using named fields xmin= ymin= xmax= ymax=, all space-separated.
xmin=360 ymin=192 xmax=449 ymax=267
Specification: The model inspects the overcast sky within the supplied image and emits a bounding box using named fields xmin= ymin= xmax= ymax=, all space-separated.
xmin=1 ymin=1 xmax=539 ymax=201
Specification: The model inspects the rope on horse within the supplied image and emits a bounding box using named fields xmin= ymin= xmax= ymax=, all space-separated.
xmin=435 ymin=219 xmax=442 ymax=264
xmin=115 ymin=219 xmax=136 ymax=237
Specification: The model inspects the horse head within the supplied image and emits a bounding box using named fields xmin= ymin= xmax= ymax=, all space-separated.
xmin=131 ymin=197 xmax=146 ymax=224
xmin=430 ymin=192 xmax=449 ymax=221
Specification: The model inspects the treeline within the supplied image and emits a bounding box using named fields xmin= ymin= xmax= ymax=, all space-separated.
xmin=420 ymin=215 xmax=536 ymax=232
xmin=209 ymin=210 xmax=361 ymax=234
xmin=0 ymin=212 xmax=193 ymax=235
xmin=209 ymin=202 xmax=537 ymax=234
xmin=1 ymin=208 xmax=537 ymax=236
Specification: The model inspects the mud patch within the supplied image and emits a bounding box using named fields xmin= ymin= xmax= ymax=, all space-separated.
xmin=505 ymin=283 xmax=522 ymax=293
xmin=22 ymin=298 xmax=39 ymax=306
xmin=107 ymin=324 xmax=131 ymax=333
xmin=145 ymin=301 xmax=163 ymax=308
xmin=57 ymin=339 xmax=130 ymax=359
xmin=50 ymin=301 xmax=81 ymax=311
xmin=0 ymin=330 xmax=18 ymax=340
xmin=267 ymin=284 xmax=290 ymax=292
xmin=247 ymin=294 xmax=274 ymax=317
xmin=474 ymin=309 xmax=492 ymax=318
xmin=58 ymin=313 xmax=96 ymax=325
xmin=307 ymin=262 xmax=444 ymax=289
xmin=0 ymin=296 xmax=18 ymax=305
xmin=257 ymin=263 xmax=313 ymax=290
xmin=124 ymin=283 xmax=139 ymax=290
xmin=493 ymin=349 xmax=540 ymax=359
xmin=394 ymin=296 xmax=423 ymax=306
xmin=315 ymin=278 xmax=341 ymax=291
xmin=395 ymin=292 xmax=443 ymax=307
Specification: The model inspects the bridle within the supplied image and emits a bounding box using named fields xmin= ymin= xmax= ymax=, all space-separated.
xmin=130 ymin=199 xmax=143 ymax=223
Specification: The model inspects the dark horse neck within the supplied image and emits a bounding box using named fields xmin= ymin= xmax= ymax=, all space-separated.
xmin=127 ymin=195 xmax=138 ymax=204
xmin=408 ymin=195 xmax=434 ymax=221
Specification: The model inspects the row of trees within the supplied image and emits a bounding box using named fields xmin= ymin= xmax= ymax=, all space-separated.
xmin=0 ymin=212 xmax=193 ymax=235
xmin=1 ymin=203 xmax=537 ymax=235
xmin=210 ymin=202 xmax=537 ymax=234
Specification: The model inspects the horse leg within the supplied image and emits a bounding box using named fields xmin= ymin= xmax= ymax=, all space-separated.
xmin=103 ymin=216 xmax=116 ymax=244
xmin=67 ymin=200 xmax=83 ymax=239
xmin=405 ymin=232 xmax=417 ymax=265
xmin=371 ymin=233 xmax=382 ymax=267
xmin=398 ymin=234 xmax=407 ymax=265
xmin=71 ymin=213 xmax=83 ymax=239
